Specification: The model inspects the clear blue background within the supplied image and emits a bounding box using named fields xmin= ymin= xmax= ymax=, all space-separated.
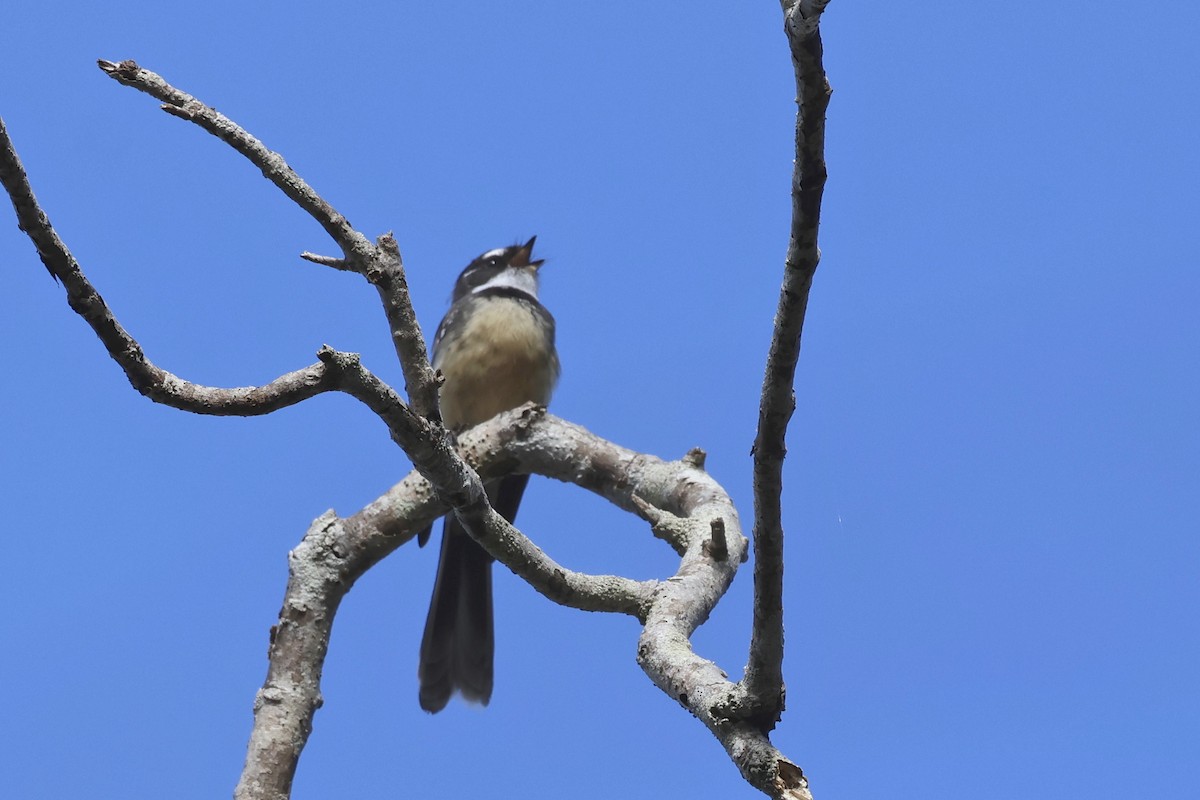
xmin=2 ymin=3 xmax=1197 ymax=798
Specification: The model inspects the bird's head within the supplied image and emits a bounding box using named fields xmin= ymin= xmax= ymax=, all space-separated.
xmin=451 ymin=236 xmax=544 ymax=301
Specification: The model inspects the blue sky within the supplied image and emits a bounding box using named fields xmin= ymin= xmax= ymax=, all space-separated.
xmin=2 ymin=3 xmax=1198 ymax=798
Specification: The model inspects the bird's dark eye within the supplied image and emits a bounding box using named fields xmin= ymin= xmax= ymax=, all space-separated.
xmin=486 ymin=257 xmax=502 ymax=268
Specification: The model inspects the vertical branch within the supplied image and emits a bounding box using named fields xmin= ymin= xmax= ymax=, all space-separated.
xmin=744 ymin=1 xmax=832 ymax=727
xmin=234 ymin=514 xmax=350 ymax=800
xmin=365 ymin=233 xmax=442 ymax=419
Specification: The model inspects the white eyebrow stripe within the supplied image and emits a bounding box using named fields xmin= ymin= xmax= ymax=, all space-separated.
xmin=480 ymin=248 xmax=507 ymax=261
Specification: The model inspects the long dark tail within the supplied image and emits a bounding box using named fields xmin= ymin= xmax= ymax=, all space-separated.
xmin=417 ymin=474 xmax=530 ymax=713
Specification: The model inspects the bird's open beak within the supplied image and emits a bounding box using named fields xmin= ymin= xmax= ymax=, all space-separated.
xmin=511 ymin=235 xmax=544 ymax=269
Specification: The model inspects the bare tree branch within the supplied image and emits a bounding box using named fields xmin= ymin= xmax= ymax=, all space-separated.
xmin=351 ymin=407 xmax=813 ymax=798
xmin=740 ymin=1 xmax=832 ymax=737
xmin=366 ymin=231 xmax=441 ymax=420
xmin=235 ymin=409 xmax=743 ymax=800
xmin=631 ymin=495 xmax=694 ymax=555
xmin=94 ymin=59 xmax=361 ymax=255
xmin=0 ymin=116 xmax=341 ymax=414
xmin=790 ymin=0 xmax=832 ymax=37
xmin=94 ymin=59 xmax=442 ymax=419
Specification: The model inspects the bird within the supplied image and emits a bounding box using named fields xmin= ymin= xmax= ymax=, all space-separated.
xmin=416 ymin=236 xmax=559 ymax=713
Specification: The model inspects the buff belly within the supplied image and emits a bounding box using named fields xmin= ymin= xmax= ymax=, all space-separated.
xmin=435 ymin=296 xmax=558 ymax=430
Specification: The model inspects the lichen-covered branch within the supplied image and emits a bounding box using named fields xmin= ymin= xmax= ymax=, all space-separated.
xmin=234 ymin=409 xmax=742 ymax=800
xmin=742 ymin=0 xmax=832 ymax=740
xmin=352 ymin=406 xmax=812 ymax=798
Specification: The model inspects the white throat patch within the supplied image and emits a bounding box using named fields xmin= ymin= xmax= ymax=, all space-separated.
xmin=474 ymin=267 xmax=539 ymax=299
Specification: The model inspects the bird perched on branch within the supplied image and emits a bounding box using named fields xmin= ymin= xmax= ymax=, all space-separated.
xmin=417 ymin=236 xmax=559 ymax=713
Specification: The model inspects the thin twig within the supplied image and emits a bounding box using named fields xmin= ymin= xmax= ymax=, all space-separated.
xmin=299 ymin=251 xmax=354 ymax=271
xmin=96 ymin=59 xmax=366 ymax=259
